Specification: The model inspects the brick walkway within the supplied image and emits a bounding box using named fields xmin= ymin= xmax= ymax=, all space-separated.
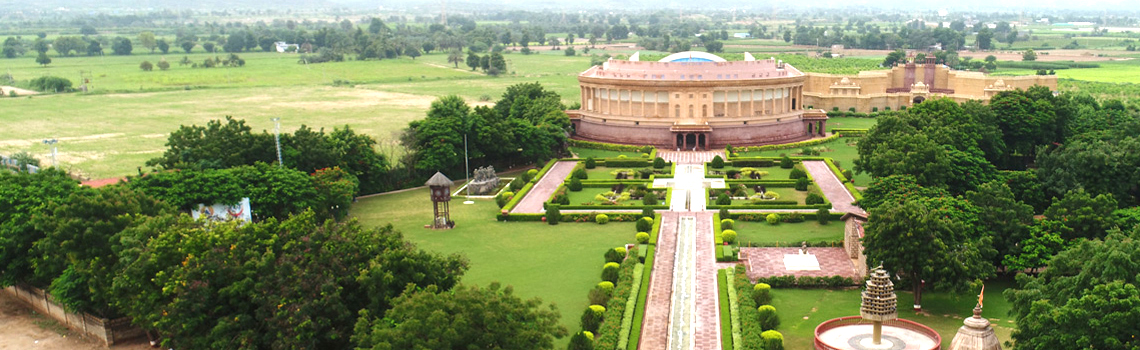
xmin=802 ymin=160 xmax=866 ymax=215
xmin=739 ymin=247 xmax=861 ymax=281
xmin=658 ymin=150 xmax=724 ymax=165
xmin=510 ymin=161 xmax=577 ymax=214
xmin=640 ymin=212 xmax=678 ymax=350
xmin=692 ymin=212 xmax=721 ymax=350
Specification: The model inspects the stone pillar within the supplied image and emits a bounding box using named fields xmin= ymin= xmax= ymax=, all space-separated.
xmin=736 ymin=90 xmax=742 ymax=117
xmin=750 ymin=89 xmax=755 ymax=116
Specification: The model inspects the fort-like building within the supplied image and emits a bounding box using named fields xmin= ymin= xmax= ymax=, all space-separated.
xmin=568 ymin=51 xmax=1056 ymax=149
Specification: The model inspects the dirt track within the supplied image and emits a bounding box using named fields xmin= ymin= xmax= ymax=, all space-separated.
xmin=0 ymin=292 xmax=151 ymax=350
xmin=0 ymin=85 xmax=39 ymax=96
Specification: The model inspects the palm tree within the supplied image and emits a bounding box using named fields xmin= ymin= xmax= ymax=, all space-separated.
xmin=447 ymin=48 xmax=463 ymax=68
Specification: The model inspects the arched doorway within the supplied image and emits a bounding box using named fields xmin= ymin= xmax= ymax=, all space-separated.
xmin=913 ymin=96 xmax=926 ymax=104
xmin=808 ymin=123 xmax=814 ymax=135
xmin=676 ymin=134 xmax=684 ymax=149
xmin=685 ymin=134 xmax=697 ymax=150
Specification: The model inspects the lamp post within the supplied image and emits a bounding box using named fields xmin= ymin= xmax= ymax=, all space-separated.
xmin=463 ymin=134 xmax=473 ymax=204
xmin=271 ymin=118 xmax=283 ymax=167
xmin=42 ymin=138 xmax=58 ymax=168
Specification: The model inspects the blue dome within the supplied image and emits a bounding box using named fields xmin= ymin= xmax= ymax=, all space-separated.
xmin=670 ymin=57 xmax=715 ymax=62
xmin=658 ymin=51 xmax=727 ymax=63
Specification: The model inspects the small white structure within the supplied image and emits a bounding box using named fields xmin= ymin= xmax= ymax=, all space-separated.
xmin=274 ymin=41 xmax=299 ymax=53
xmin=192 ymin=198 xmax=253 ymax=223
xmin=733 ymin=32 xmax=751 ymax=38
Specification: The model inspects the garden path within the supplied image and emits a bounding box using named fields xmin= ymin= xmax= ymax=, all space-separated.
xmin=510 ymin=161 xmax=577 ymax=214
xmin=657 ymin=150 xmax=724 ymax=165
xmin=801 ymin=160 xmax=865 ymax=215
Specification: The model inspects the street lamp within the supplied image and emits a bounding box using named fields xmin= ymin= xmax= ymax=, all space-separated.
xmin=271 ymin=118 xmax=283 ymax=167
xmin=42 ymin=138 xmax=58 ymax=168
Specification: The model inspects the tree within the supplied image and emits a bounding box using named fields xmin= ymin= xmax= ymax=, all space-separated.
xmin=156 ymin=59 xmax=170 ymax=70
xmin=86 ymin=40 xmax=103 ymax=56
xmin=146 ymin=116 xmax=276 ymax=170
xmin=156 ymin=39 xmax=169 ymax=54
xmin=466 ymin=51 xmax=480 ymax=70
xmin=35 ymin=52 xmax=50 ymax=66
xmin=447 ymin=48 xmax=463 ymax=68
xmin=222 ymin=34 xmax=245 ymax=53
xmin=863 ymin=196 xmax=994 ymax=309
xmin=1042 ymin=190 xmax=1119 ymax=240
xmin=405 ymin=46 xmax=421 ymax=60
xmin=111 ymin=37 xmax=132 ymax=55
xmin=352 ymin=283 xmax=567 ymax=350
xmin=139 ymin=60 xmax=153 ymax=71
xmin=32 ymin=38 xmax=49 ymax=54
xmin=1022 ymin=49 xmax=1037 ymax=61
xmin=1005 ymin=229 xmax=1140 ymax=350
xmin=975 ymin=28 xmax=993 ymax=50
xmin=1006 ymin=31 xmax=1018 ymax=46
xmin=80 ymin=25 xmax=98 ymax=35
xmin=114 ymin=211 xmax=468 ymax=349
xmin=52 ymin=36 xmax=86 ymax=56
xmin=705 ymin=41 xmax=724 ymax=53
xmin=0 ymin=169 xmax=79 ymax=287
xmin=138 ymin=31 xmax=157 ymax=53
xmin=180 ymin=41 xmax=195 ymax=53
xmin=1036 ymin=136 xmax=1140 ymax=205
xmin=565 ymin=46 xmax=576 ymax=56
xmin=202 ymin=42 xmax=215 ymax=53
xmin=489 ymin=52 xmax=507 ymax=72
xmin=882 ymin=49 xmax=906 ymax=66
xmin=310 ymin=167 xmax=358 ymax=220
xmin=966 ymin=180 xmax=1034 ymax=267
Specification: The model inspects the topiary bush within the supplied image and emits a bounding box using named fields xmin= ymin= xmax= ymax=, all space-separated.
xmin=585 ymin=157 xmax=596 ymax=169
xmin=721 ymin=218 xmax=734 ymax=230
xmin=842 ymin=169 xmax=855 ymax=183
xmin=546 ymin=205 xmax=561 ymax=225
xmin=589 ymin=286 xmax=611 ymax=305
xmin=757 ymin=305 xmax=779 ymax=331
xmin=595 ymin=213 xmax=610 ymax=225
xmin=573 ymin=166 xmax=588 ymax=180
xmin=582 ymin=305 xmax=607 ymax=333
xmin=510 ymin=177 xmax=524 ymax=191
xmin=495 ymin=192 xmax=511 ymax=208
xmin=527 ymin=169 xmax=538 ymax=181
xmin=817 ymin=208 xmax=831 ymax=224
xmin=710 ymin=155 xmax=725 ymax=169
xmin=761 ymin=330 xmax=784 ymax=350
xmin=597 ymin=281 xmax=615 ymax=292
xmin=766 ymin=213 xmax=780 ymax=225
xmin=605 ymin=247 xmax=625 ymax=263
xmin=602 ymin=262 xmax=620 ymax=283
xmin=636 ymin=232 xmax=650 ymax=244
xmin=805 ymin=193 xmax=824 ymax=205
xmin=789 ymin=168 xmax=807 ymax=179
xmin=795 ymin=177 xmax=810 ymax=191
xmin=642 ymin=191 xmax=658 ymax=205
xmin=653 ymin=157 xmax=666 ymax=169
xmin=717 ymin=193 xmax=732 ymax=205
xmin=568 ymin=177 xmax=583 ymax=191
xmin=753 ymin=283 xmax=772 ymax=305
xmin=637 ymin=217 xmax=653 ymax=232
xmin=719 ymin=208 xmax=729 ymax=219
xmin=641 ymin=207 xmax=655 ymax=219
xmin=780 ymin=156 xmax=794 ymax=169
xmin=721 ymin=229 xmax=737 ymax=244
xmin=568 ymin=331 xmax=595 ymax=350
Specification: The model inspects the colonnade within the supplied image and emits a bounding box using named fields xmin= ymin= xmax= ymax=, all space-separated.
xmin=581 ymin=85 xmax=804 ymax=119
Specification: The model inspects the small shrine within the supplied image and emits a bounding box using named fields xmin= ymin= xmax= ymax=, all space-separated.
xmin=425 ymin=172 xmax=454 ymax=229
xmin=949 ymin=287 xmax=1002 ymax=350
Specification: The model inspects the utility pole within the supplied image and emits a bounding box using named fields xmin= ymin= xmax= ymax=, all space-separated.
xmin=462 ymin=134 xmax=473 ymax=204
xmin=42 ymin=139 xmax=58 ymax=167
xmin=271 ymin=118 xmax=283 ymax=167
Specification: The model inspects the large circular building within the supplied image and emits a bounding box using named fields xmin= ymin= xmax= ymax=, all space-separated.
xmin=570 ymin=52 xmax=828 ymax=149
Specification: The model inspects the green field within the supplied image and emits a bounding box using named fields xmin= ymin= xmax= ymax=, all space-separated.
xmin=732 ymin=220 xmax=845 ymax=244
xmin=349 ymin=184 xmax=634 ymax=348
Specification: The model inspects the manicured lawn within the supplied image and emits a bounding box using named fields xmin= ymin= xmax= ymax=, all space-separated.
xmin=771 ymin=277 xmax=1018 ymax=350
xmin=735 ymin=138 xmax=871 ymax=185
xmin=708 ymin=165 xmax=794 ymax=180
xmin=570 ymin=147 xmax=645 ymax=159
xmin=712 ymin=187 xmax=809 ymax=206
xmin=824 ymin=117 xmax=878 ymax=131
xmin=732 ymin=220 xmax=845 ymax=245
xmin=564 ymin=186 xmax=664 ymax=206
xmin=350 ymin=187 xmax=635 ymax=348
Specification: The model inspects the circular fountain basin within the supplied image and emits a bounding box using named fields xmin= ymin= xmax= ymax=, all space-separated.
xmin=814 ymin=316 xmax=941 ymax=350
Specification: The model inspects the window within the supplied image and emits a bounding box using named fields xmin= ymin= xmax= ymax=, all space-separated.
xmin=689 ymin=94 xmax=694 ymax=98
xmin=675 ymin=105 xmax=681 ymax=118
xmin=688 ymin=105 xmax=694 ymax=118
xmin=702 ymin=105 xmax=708 ymax=117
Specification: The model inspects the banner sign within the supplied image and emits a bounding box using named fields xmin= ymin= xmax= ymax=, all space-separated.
xmin=191 ymin=198 xmax=252 ymax=223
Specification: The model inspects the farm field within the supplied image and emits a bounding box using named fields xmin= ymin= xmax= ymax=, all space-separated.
xmin=350 ymin=184 xmax=635 ymax=348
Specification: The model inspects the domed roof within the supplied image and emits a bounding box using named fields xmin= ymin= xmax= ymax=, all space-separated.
xmin=658 ymin=51 xmax=727 ymax=63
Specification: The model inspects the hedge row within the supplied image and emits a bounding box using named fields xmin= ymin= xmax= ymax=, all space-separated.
xmin=735 ymin=265 xmax=767 ymax=350
xmin=824 ymin=158 xmax=863 ymax=201
xmin=594 ymin=250 xmax=640 ymax=349
xmin=717 ymin=269 xmax=734 ymax=350
xmin=615 ymin=264 xmax=644 ymax=349
xmin=831 ymin=128 xmax=868 ymax=137
xmin=738 ymin=240 xmax=844 ymax=248
xmin=752 ymin=275 xmax=857 ymax=288
xmin=600 ymin=159 xmax=651 ymax=167
xmin=708 ymin=203 xmax=829 ymax=210
xmin=726 ymin=268 xmax=743 ymax=349
xmin=627 ymin=244 xmax=656 ymax=348
xmin=728 ymin=212 xmax=843 ymax=221
xmin=728 ymin=134 xmax=841 ymax=154
xmin=568 ymin=139 xmax=656 ymax=156
xmin=500 ymin=159 xmax=559 ymax=212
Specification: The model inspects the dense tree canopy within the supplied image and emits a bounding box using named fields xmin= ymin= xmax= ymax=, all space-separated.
xmin=0 ymin=169 xmax=80 ymax=287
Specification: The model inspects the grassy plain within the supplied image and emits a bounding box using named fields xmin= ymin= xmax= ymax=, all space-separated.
xmin=350 ymin=186 xmax=634 ymax=348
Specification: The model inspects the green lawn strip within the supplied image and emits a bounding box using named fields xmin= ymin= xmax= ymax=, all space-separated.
xmin=718 ymin=269 xmax=734 ymax=350
xmin=712 ymin=187 xmax=807 ymax=205
xmin=350 ymin=188 xmax=633 ymax=348
xmin=734 ymin=221 xmax=845 ymax=246
xmin=571 ymin=147 xmax=643 ymax=160
xmin=726 ymin=268 xmax=742 ymax=350
xmin=616 ymin=264 xmax=644 ymax=349
xmin=823 ymin=117 xmax=878 ymax=131
xmin=708 ymin=165 xmax=795 ymax=179
xmin=626 ymin=214 xmax=660 ymax=349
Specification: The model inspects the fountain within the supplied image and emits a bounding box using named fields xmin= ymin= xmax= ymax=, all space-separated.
xmin=813 ymin=266 xmax=941 ymax=350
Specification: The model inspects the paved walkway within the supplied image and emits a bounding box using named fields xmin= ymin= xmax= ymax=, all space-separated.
xmin=640 ymin=212 xmax=679 ymax=350
xmin=510 ymin=161 xmax=577 ymax=214
xmin=658 ymin=150 xmax=724 ymax=165
xmin=739 ymin=247 xmax=862 ymax=281
xmin=692 ymin=212 xmax=720 ymax=350
xmin=802 ymin=160 xmax=866 ymax=215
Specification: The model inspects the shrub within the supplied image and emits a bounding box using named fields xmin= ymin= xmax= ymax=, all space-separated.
xmin=717 ymin=193 xmax=732 ymax=205
xmin=794 ymin=177 xmax=810 ymax=191
xmin=753 ymin=283 xmax=772 ymax=305
xmin=763 ymin=191 xmax=780 ymax=200
xmin=721 ymin=219 xmax=734 ymax=230
xmin=872 ymin=107 xmax=878 ymax=112
xmin=805 ymin=193 xmax=824 ymax=205
xmin=783 ymin=212 xmax=804 ymax=223
xmin=526 ymin=169 xmax=538 ymax=182
xmin=780 ymin=156 xmax=794 ymax=169
xmin=509 ymin=177 xmax=524 ymax=191
xmin=29 ymin=76 xmax=73 ymax=92
xmin=761 ymin=330 xmax=784 ymax=350
xmin=602 ymin=262 xmax=620 ymax=283
xmin=604 ymin=247 xmax=625 ymax=263
xmin=653 ymin=157 xmax=666 ymax=169
xmin=766 ymin=213 xmax=780 ymax=225
xmin=568 ymin=331 xmax=594 ymax=350
xmin=573 ymin=166 xmax=589 ymax=180
xmin=597 ymin=281 xmax=615 ymax=292
xmin=140 ymin=60 xmax=154 ymax=71
xmin=581 ymin=304 xmax=607 ymax=332
xmin=842 ymin=169 xmax=854 ymax=183
xmin=589 ymin=287 xmax=611 ymax=305
xmin=722 ymin=230 xmax=737 ymax=244
xmin=642 ymin=191 xmax=658 ymax=205
xmin=636 ymin=232 xmax=650 ymax=244
xmin=817 ymin=208 xmax=831 ymax=224
xmin=546 ymin=205 xmax=561 ymax=225
xmin=495 ymin=192 xmax=510 ymax=208
xmin=568 ymin=177 xmax=583 ymax=191
xmin=757 ymin=305 xmax=779 ymax=330
xmin=637 ymin=217 xmax=653 ymax=232
xmin=789 ymin=168 xmax=807 ymax=179
xmin=719 ymin=208 xmax=729 ymax=219
xmin=641 ymin=207 xmax=654 ymax=219
xmin=585 ymin=157 xmax=596 ymax=169
xmin=710 ymin=155 xmax=725 ymax=169
xmin=596 ymin=213 xmax=610 ymax=224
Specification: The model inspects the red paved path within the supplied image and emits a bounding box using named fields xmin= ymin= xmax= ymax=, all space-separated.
xmin=739 ymin=247 xmax=861 ymax=281
xmin=693 ymin=212 xmax=721 ymax=350
xmin=639 ymin=212 xmax=678 ymax=350
xmin=802 ymin=160 xmax=866 ymax=215
xmin=510 ymin=161 xmax=578 ymax=214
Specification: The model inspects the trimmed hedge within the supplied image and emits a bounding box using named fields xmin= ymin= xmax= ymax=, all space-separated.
xmin=601 ymin=159 xmax=651 ymax=168
xmin=735 ymin=265 xmax=766 ymax=350
xmin=594 ymin=249 xmax=639 ymax=349
xmin=500 ymin=159 xmax=558 ymax=212
xmin=726 ymin=268 xmax=743 ymax=349
xmin=569 ymin=139 xmax=657 ymax=158
xmin=737 ymin=240 xmax=844 ymax=248
xmin=718 ymin=269 xmax=734 ymax=350
xmin=753 ymin=275 xmax=856 ymax=288
xmin=729 ymin=212 xmax=843 ymax=221
xmin=627 ymin=245 xmax=655 ymax=349
xmin=729 ymin=134 xmax=840 ymax=155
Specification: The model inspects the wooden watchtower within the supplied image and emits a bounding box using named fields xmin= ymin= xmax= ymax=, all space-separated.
xmin=425 ymin=172 xmax=454 ymax=229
